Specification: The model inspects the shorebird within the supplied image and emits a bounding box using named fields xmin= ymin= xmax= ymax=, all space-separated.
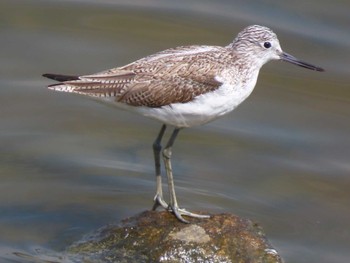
xmin=43 ymin=25 xmax=324 ymax=223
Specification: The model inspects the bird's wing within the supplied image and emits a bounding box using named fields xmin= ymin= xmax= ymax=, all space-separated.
xmin=116 ymin=73 xmax=222 ymax=107
xmin=44 ymin=45 xmax=226 ymax=107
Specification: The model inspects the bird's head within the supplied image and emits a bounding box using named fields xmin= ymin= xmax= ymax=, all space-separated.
xmin=230 ymin=25 xmax=324 ymax=72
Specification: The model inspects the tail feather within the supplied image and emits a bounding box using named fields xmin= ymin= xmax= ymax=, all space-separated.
xmin=42 ymin=73 xmax=80 ymax=82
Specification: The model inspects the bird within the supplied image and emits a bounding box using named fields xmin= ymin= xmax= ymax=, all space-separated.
xmin=43 ymin=25 xmax=324 ymax=223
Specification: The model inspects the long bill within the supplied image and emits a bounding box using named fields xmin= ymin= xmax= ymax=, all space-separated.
xmin=280 ymin=52 xmax=324 ymax=72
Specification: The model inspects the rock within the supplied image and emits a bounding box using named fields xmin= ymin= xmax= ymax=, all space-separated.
xmin=67 ymin=211 xmax=283 ymax=263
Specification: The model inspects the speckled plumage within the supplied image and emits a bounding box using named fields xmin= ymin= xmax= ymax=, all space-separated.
xmin=48 ymin=45 xmax=236 ymax=107
xmin=45 ymin=25 xmax=322 ymax=123
xmin=43 ymin=25 xmax=323 ymax=223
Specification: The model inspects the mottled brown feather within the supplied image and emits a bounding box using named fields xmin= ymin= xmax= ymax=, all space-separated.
xmin=47 ymin=45 xmax=237 ymax=106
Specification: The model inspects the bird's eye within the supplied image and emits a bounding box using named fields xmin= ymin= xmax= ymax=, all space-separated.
xmin=263 ymin=42 xmax=272 ymax=49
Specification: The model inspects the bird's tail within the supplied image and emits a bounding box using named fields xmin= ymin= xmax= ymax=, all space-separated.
xmin=42 ymin=73 xmax=80 ymax=82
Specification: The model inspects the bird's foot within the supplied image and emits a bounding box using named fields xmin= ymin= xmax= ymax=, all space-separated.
xmin=152 ymin=193 xmax=169 ymax=210
xmin=152 ymin=194 xmax=210 ymax=223
xmin=170 ymin=205 xmax=211 ymax=224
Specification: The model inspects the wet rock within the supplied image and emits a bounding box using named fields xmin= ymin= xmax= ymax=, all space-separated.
xmin=68 ymin=211 xmax=283 ymax=263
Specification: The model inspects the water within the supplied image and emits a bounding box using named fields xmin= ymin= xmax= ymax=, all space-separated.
xmin=1 ymin=0 xmax=349 ymax=262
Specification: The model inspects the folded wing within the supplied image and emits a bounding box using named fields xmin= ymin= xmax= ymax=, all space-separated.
xmin=43 ymin=45 xmax=226 ymax=107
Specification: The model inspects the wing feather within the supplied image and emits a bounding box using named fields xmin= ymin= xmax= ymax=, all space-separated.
xmin=44 ymin=45 xmax=229 ymax=106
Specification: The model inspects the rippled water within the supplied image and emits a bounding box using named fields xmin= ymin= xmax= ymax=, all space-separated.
xmin=1 ymin=0 xmax=349 ymax=262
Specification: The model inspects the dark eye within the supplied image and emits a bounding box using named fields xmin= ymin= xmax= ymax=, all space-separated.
xmin=263 ymin=42 xmax=272 ymax=48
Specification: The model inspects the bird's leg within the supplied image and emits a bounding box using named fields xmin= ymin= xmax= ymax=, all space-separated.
xmin=152 ymin=124 xmax=168 ymax=210
xmin=162 ymin=128 xmax=210 ymax=223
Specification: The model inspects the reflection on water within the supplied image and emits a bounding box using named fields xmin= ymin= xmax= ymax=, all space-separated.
xmin=1 ymin=0 xmax=350 ymax=262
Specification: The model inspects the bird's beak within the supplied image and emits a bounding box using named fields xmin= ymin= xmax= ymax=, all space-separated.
xmin=280 ymin=52 xmax=324 ymax=72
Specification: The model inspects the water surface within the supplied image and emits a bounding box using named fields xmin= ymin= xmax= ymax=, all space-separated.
xmin=1 ymin=1 xmax=349 ymax=262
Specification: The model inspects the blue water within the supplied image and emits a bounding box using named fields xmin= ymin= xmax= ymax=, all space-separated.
xmin=1 ymin=0 xmax=349 ymax=262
